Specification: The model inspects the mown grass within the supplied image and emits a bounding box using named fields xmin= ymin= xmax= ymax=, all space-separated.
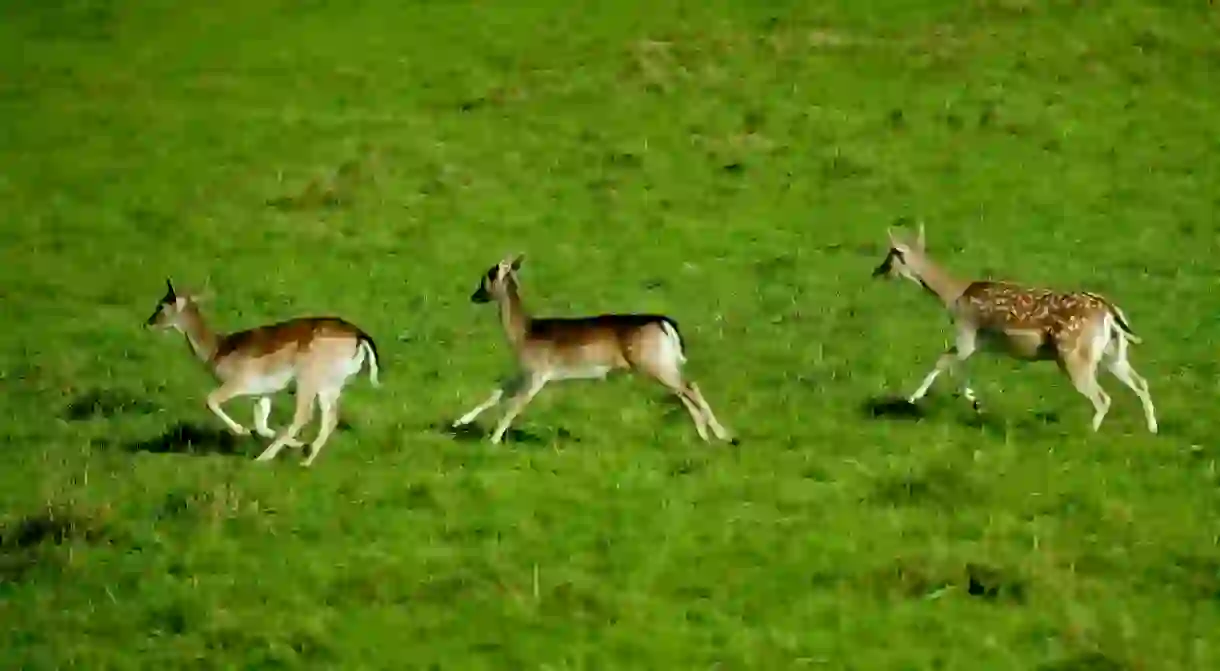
xmin=1 ymin=0 xmax=1218 ymax=668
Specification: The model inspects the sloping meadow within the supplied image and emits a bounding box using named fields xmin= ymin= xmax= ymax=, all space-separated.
xmin=1 ymin=0 xmax=1217 ymax=668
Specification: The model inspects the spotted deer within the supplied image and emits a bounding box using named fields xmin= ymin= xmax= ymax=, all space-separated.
xmin=452 ymin=254 xmax=734 ymax=444
xmin=144 ymin=279 xmax=381 ymax=466
xmin=872 ymin=225 xmax=1157 ymax=433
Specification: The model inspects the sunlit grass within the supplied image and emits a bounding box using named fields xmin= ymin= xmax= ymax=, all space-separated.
xmin=1 ymin=0 xmax=1217 ymax=668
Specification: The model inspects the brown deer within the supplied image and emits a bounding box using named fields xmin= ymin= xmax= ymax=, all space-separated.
xmin=144 ymin=279 xmax=381 ymax=466
xmin=872 ymin=225 xmax=1157 ymax=433
xmin=452 ymin=254 xmax=734 ymax=444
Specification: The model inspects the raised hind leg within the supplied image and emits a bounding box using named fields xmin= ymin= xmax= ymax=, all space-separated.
xmin=684 ymin=382 xmax=732 ymax=442
xmin=646 ymin=368 xmax=710 ymax=442
xmin=635 ymin=349 xmax=730 ymax=443
xmin=1104 ymin=335 xmax=1158 ymax=434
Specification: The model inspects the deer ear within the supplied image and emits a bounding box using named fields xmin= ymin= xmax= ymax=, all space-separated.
xmin=165 ymin=278 xmax=177 ymax=300
xmin=509 ymin=253 xmax=525 ymax=271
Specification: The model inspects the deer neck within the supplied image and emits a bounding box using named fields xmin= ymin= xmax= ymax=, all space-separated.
xmin=178 ymin=305 xmax=220 ymax=365
xmin=497 ymin=280 xmax=531 ymax=349
xmin=909 ymin=251 xmax=968 ymax=308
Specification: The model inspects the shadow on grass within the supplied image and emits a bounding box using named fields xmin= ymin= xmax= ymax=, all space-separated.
xmin=120 ymin=422 xmax=247 ymax=456
xmin=863 ymin=394 xmax=1070 ymax=434
xmin=962 ymin=408 xmax=1067 ymax=438
xmin=431 ymin=421 xmax=552 ymax=446
xmin=1 ymin=508 xmax=107 ymax=550
xmin=1 ymin=505 xmax=110 ymax=583
xmin=63 ymin=389 xmax=159 ymax=421
xmin=861 ymin=395 xmax=927 ymax=421
xmin=115 ymin=416 xmax=356 ymax=456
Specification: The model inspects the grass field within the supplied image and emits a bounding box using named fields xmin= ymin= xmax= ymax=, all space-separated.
xmin=2 ymin=0 xmax=1219 ymax=668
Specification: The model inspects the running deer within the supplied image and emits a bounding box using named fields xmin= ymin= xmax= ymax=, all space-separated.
xmin=144 ymin=279 xmax=381 ymax=466
xmin=872 ymin=225 xmax=1157 ymax=433
xmin=452 ymin=254 xmax=734 ymax=444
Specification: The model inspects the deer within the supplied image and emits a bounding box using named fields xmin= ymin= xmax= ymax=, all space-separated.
xmin=144 ymin=279 xmax=381 ymax=466
xmin=871 ymin=224 xmax=1157 ymax=434
xmin=451 ymin=254 xmax=734 ymax=445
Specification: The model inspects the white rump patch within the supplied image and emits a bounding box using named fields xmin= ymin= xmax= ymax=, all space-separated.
xmin=659 ymin=321 xmax=686 ymax=364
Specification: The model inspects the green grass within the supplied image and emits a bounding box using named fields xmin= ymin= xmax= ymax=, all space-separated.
xmin=2 ymin=0 xmax=1219 ymax=668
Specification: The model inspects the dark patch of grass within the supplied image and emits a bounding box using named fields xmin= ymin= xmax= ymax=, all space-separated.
xmin=541 ymin=580 xmax=610 ymax=621
xmin=868 ymin=464 xmax=981 ymax=509
xmin=964 ymin=562 xmax=1027 ymax=602
xmin=1152 ymin=553 xmax=1220 ymax=601
xmin=433 ymin=421 xmax=549 ymax=446
xmin=267 ymin=178 xmax=348 ymax=211
xmin=267 ymin=156 xmax=374 ymax=211
xmin=862 ymin=395 xmax=926 ymax=420
xmin=820 ymin=151 xmax=872 ymax=181
xmin=0 ymin=506 xmax=111 ymax=583
xmin=121 ymin=422 xmax=246 ymax=456
xmin=604 ymin=151 xmax=642 ymax=169
xmin=63 ymin=389 xmax=159 ymax=421
xmin=1 ymin=507 xmax=107 ymax=550
xmin=863 ymin=557 xmax=1028 ymax=604
xmin=1038 ymin=651 xmax=1132 ymax=671
xmin=667 ymin=457 xmax=706 ymax=477
xmin=399 ymin=483 xmax=440 ymax=511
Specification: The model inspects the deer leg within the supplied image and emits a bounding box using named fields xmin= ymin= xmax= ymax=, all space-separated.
xmin=675 ymin=392 xmax=710 ymax=441
xmin=252 ymin=397 xmax=279 ymax=439
xmin=256 ymin=386 xmax=317 ymax=461
xmin=908 ymin=349 xmax=959 ymax=404
xmin=685 ymin=382 xmax=733 ymax=442
xmin=453 ymin=374 xmax=523 ymax=428
xmin=642 ymin=364 xmax=710 ymax=441
xmin=1061 ymin=352 xmax=1111 ymax=432
xmin=255 ymin=396 xmax=304 ymax=448
xmin=909 ymin=330 xmax=977 ymax=408
xmin=952 ymin=331 xmax=980 ymax=411
xmin=303 ymin=388 xmax=341 ymax=467
xmin=489 ymin=375 xmax=548 ymax=445
xmin=1104 ymin=336 xmax=1158 ymax=434
xmin=207 ymin=383 xmax=251 ymax=436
